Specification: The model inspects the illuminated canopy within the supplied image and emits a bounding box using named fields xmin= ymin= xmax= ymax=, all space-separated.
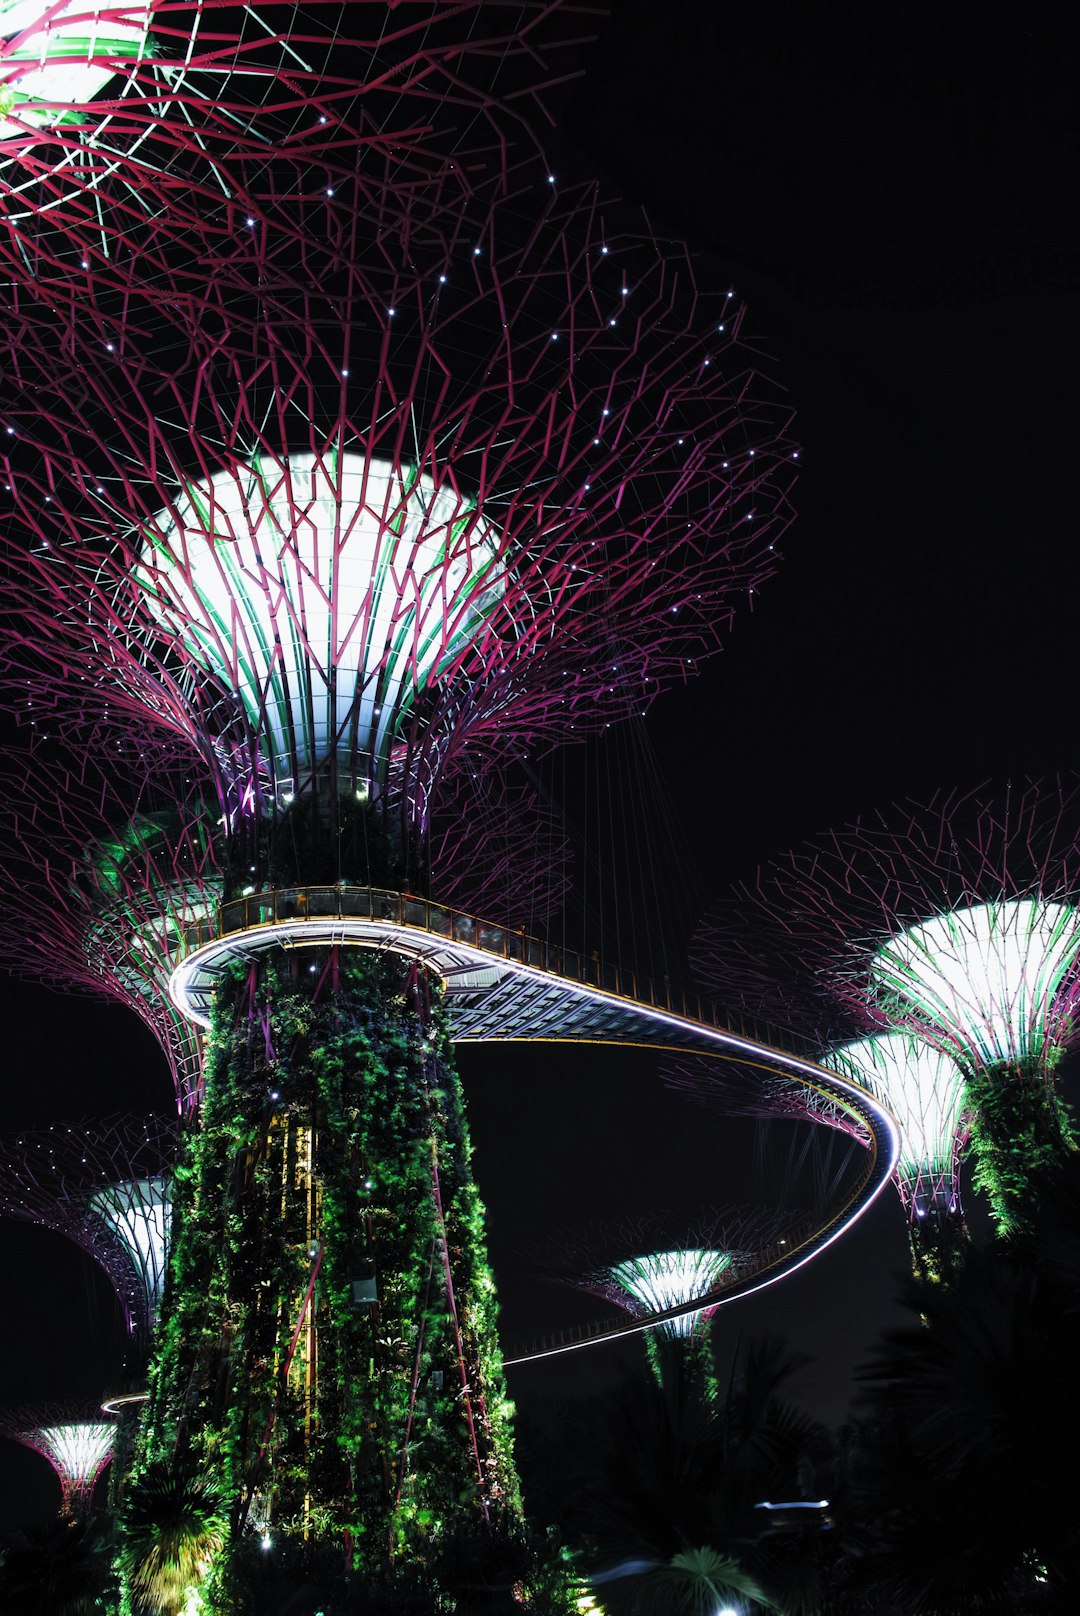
xmin=89 ymin=1175 xmax=171 ymax=1330
xmin=0 ymin=1410 xmax=115 ymax=1513
xmin=825 ymin=1032 xmax=966 ymax=1216
xmin=870 ymin=898 xmax=1080 ymax=1069
xmin=137 ymin=453 xmax=505 ymax=800
xmin=608 ymin=1248 xmax=735 ymax=1338
xmin=0 ymin=0 xmax=151 ymax=141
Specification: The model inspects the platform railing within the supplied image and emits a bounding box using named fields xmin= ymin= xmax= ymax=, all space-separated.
xmin=178 ymin=884 xmax=830 ymax=1074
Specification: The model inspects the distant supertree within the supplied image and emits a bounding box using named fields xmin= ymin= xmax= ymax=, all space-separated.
xmin=546 ymin=1209 xmax=810 ymax=1383
xmin=0 ymin=71 xmax=796 ymax=1592
xmin=677 ymin=904 xmax=971 ymax=1282
xmin=0 ymin=728 xmax=219 ymax=1111
xmin=0 ymin=1404 xmax=115 ymax=1515
xmin=719 ymin=783 xmax=1080 ymax=1237
xmin=821 ymin=1034 xmax=969 ymax=1281
xmin=0 ymin=1113 xmax=175 ymax=1352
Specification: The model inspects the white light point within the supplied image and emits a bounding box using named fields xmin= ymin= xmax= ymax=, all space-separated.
xmin=138 ymin=453 xmax=506 ymax=796
xmin=0 ymin=1 xmax=151 ymax=141
xmin=609 ymin=1247 xmax=734 ymax=1337
xmin=871 ymin=898 xmax=1080 ymax=1069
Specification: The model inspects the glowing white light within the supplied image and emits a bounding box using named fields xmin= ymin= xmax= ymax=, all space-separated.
xmin=871 ymin=898 xmax=1080 ymax=1068
xmin=824 ymin=1033 xmax=966 ymax=1211
xmin=608 ymin=1248 xmax=734 ymax=1337
xmin=138 ymin=454 xmax=505 ymax=795
xmin=36 ymin=1421 xmax=113 ymax=1493
xmin=0 ymin=1 xmax=151 ymax=141
xmin=90 ymin=1177 xmax=171 ymax=1330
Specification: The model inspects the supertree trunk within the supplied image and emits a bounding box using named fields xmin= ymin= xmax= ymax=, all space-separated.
xmin=905 ymin=1193 xmax=969 ymax=1287
xmin=142 ymin=946 xmax=517 ymax=1572
xmin=963 ymin=1055 xmax=1076 ymax=1236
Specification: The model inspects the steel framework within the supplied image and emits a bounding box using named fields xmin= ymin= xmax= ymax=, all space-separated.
xmin=551 ymin=1208 xmax=810 ymax=1339
xmin=710 ymin=783 xmax=1080 ymax=1237
xmin=0 ymin=1112 xmax=176 ymax=1346
xmin=0 ymin=0 xmax=581 ymax=230
xmin=0 ymin=18 xmax=804 ymax=1589
xmin=0 ymin=1401 xmax=115 ymax=1514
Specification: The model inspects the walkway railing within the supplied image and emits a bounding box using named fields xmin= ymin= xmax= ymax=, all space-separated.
xmin=178 ymin=884 xmax=822 ymax=1067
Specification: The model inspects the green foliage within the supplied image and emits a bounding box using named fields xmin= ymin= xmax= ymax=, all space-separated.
xmin=965 ymin=1055 xmax=1076 ymax=1235
xmin=117 ymin=1459 xmax=227 ymax=1615
xmin=548 ymin=1333 xmax=818 ymax=1614
xmin=617 ymin=1546 xmax=780 ymax=1614
xmin=131 ymin=946 xmax=523 ymax=1609
xmin=0 ymin=1515 xmax=116 ymax=1616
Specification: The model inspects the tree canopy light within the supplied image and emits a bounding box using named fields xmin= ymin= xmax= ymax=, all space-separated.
xmin=0 ymin=0 xmax=152 ymax=141
xmin=138 ymin=453 xmax=506 ymax=804
xmin=607 ymin=1248 xmax=735 ymax=1338
xmin=870 ymin=898 xmax=1080 ymax=1070
xmin=0 ymin=1404 xmax=115 ymax=1514
xmin=0 ymin=1113 xmax=176 ymax=1351
xmin=824 ymin=1032 xmax=968 ymax=1282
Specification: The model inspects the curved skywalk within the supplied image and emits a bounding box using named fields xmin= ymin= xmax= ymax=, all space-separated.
xmin=169 ymin=886 xmax=900 ymax=1359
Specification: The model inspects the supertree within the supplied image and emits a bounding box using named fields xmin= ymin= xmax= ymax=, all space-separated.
xmin=0 ymin=723 xmax=570 ymax=1116
xmin=0 ymin=1113 xmax=176 ymax=1354
xmin=0 ymin=726 xmax=221 ymax=1112
xmin=673 ymin=908 xmax=973 ymax=1282
xmin=700 ymin=783 xmax=1080 ymax=1239
xmin=0 ymin=1403 xmax=115 ymax=1515
xmin=820 ymin=1034 xmax=969 ymax=1282
xmin=541 ymin=1209 xmax=813 ymax=1386
xmin=0 ymin=79 xmax=799 ymax=1602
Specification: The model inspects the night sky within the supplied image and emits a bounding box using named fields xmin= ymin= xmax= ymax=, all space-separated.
xmin=2 ymin=0 xmax=1080 ymax=1526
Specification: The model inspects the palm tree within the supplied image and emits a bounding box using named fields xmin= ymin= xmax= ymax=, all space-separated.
xmin=118 ymin=1458 xmax=228 ymax=1615
xmin=851 ymin=1224 xmax=1080 ymax=1612
xmin=560 ymin=1334 xmax=820 ymax=1614
xmin=0 ymin=1514 xmax=114 ymax=1616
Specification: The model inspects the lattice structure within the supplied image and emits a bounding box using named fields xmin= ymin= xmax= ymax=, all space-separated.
xmin=0 ymin=1402 xmax=115 ymax=1514
xmin=0 ymin=169 xmax=796 ymax=866
xmin=0 ymin=20 xmax=798 ymax=1591
xmin=822 ymin=1033 xmax=969 ymax=1281
xmin=548 ymin=1209 xmax=809 ymax=1334
xmin=426 ymin=774 xmax=572 ymax=930
xmin=722 ymin=783 xmax=1080 ymax=1236
xmin=0 ymin=725 xmax=218 ymax=1110
xmin=0 ymin=1113 xmax=175 ymax=1345
xmin=0 ymin=0 xmax=579 ymax=231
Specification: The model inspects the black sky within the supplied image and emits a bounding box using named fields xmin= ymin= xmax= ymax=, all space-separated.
xmin=3 ymin=0 xmax=1080 ymax=1525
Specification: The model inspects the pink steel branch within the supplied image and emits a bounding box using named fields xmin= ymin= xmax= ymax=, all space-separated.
xmin=0 ymin=167 xmax=796 ymax=834
xmin=0 ymin=1109 xmax=176 ymax=1340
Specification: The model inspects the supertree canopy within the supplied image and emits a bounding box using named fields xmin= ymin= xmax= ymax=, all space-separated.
xmin=723 ymin=783 xmax=1080 ymax=1236
xmin=0 ymin=16 xmax=800 ymax=1600
xmin=0 ymin=0 xmax=578 ymax=230
xmin=0 ymin=1402 xmax=115 ymax=1514
xmin=601 ymin=1248 xmax=737 ymax=1338
xmin=822 ymin=1033 xmax=968 ymax=1282
xmin=0 ymin=728 xmax=220 ymax=1111
xmin=675 ymin=903 xmax=971 ymax=1283
xmin=0 ymin=1113 xmax=175 ymax=1349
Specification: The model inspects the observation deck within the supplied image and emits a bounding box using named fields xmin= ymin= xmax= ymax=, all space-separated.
xmin=169 ymin=886 xmax=900 ymax=1356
